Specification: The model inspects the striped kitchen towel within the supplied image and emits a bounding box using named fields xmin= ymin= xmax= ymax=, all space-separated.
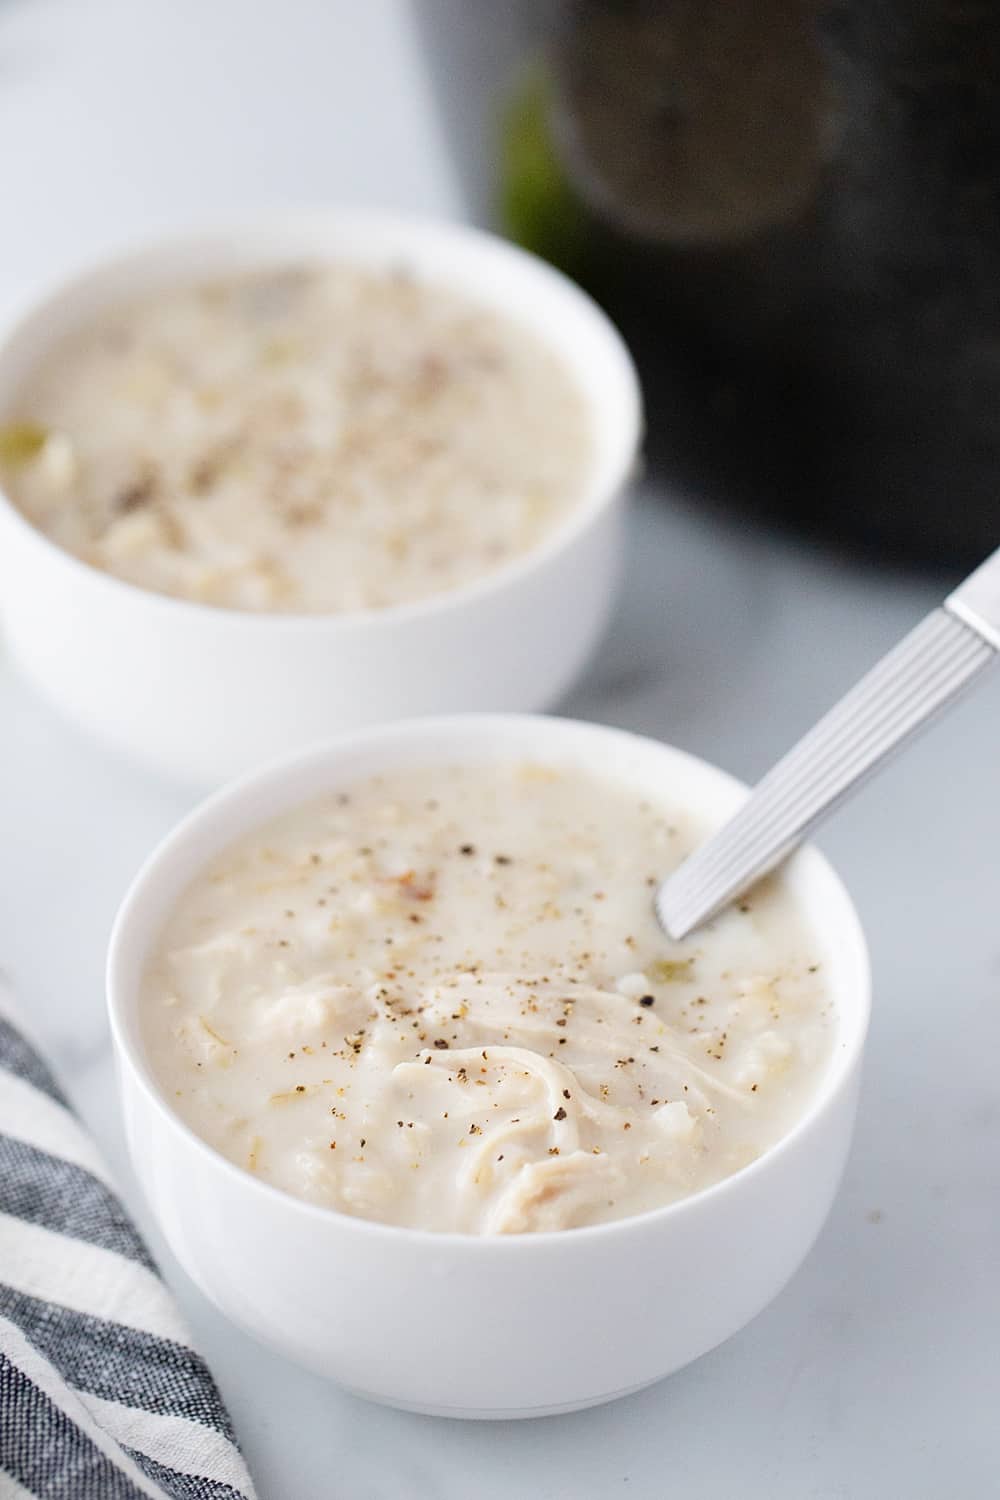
xmin=0 ymin=990 xmax=256 ymax=1500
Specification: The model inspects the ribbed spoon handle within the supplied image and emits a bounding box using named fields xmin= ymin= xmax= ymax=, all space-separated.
xmin=657 ymin=546 xmax=1000 ymax=941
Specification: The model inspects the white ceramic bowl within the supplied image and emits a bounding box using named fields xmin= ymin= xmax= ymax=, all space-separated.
xmin=0 ymin=212 xmax=641 ymax=784
xmin=107 ymin=714 xmax=870 ymax=1419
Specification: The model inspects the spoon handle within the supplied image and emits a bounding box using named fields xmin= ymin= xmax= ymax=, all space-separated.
xmin=657 ymin=547 xmax=1000 ymax=941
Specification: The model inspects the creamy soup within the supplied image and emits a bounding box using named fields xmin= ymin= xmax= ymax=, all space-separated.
xmin=141 ymin=763 xmax=834 ymax=1234
xmin=0 ymin=266 xmax=589 ymax=612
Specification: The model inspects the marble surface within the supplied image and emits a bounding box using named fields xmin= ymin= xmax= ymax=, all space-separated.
xmin=2 ymin=487 xmax=999 ymax=1498
xmin=0 ymin=0 xmax=460 ymax=327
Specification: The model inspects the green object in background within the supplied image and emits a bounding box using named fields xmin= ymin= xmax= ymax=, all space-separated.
xmin=498 ymin=64 xmax=587 ymax=277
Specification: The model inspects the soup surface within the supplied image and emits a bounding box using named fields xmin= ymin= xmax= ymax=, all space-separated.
xmin=141 ymin=761 xmax=834 ymax=1233
xmin=0 ymin=266 xmax=589 ymax=612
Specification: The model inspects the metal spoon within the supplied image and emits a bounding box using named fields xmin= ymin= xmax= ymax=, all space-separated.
xmin=657 ymin=544 xmax=1000 ymax=941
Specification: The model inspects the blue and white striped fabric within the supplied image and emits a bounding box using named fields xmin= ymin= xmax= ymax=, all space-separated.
xmin=0 ymin=992 xmax=256 ymax=1500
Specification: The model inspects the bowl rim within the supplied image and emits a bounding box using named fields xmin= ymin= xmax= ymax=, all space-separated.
xmin=106 ymin=712 xmax=872 ymax=1251
xmin=0 ymin=206 xmax=642 ymax=632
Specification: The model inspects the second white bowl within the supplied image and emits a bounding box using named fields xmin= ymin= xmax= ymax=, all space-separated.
xmin=107 ymin=714 xmax=870 ymax=1418
xmin=0 ymin=212 xmax=641 ymax=783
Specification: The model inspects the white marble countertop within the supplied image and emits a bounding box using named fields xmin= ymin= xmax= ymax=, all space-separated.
xmin=3 ymin=486 xmax=998 ymax=1499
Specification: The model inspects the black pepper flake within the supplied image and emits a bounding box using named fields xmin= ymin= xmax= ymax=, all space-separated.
xmin=555 ymin=1017 xmax=567 ymax=1027
xmin=459 ymin=844 xmax=476 ymax=856
xmin=639 ymin=994 xmax=655 ymax=1007
xmin=558 ymin=1037 xmax=567 ymax=1044
xmin=294 ymin=1085 xmax=305 ymax=1093
xmin=114 ymin=475 xmax=156 ymax=514
xmin=494 ymin=854 xmax=512 ymax=865
xmin=562 ymin=1088 xmax=571 ymax=1099
xmin=553 ymin=1107 xmax=567 ymax=1121
xmin=433 ymin=1038 xmax=449 ymax=1049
